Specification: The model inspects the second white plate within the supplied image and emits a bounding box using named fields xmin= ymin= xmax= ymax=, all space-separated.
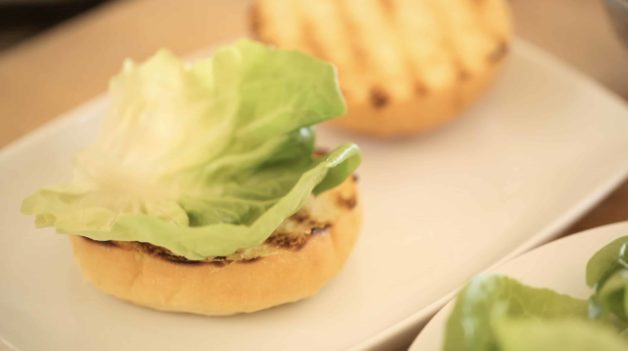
xmin=410 ymin=221 xmax=628 ymax=350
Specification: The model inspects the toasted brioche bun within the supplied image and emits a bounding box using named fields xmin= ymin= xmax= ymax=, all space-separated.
xmin=70 ymin=176 xmax=361 ymax=316
xmin=250 ymin=0 xmax=512 ymax=137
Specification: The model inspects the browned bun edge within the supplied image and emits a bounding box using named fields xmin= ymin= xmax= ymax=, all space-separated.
xmin=70 ymin=177 xmax=361 ymax=316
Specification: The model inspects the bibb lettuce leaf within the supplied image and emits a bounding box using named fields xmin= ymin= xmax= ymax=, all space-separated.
xmin=21 ymin=40 xmax=361 ymax=260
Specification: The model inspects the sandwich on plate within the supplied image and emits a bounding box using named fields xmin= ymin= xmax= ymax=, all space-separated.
xmin=22 ymin=40 xmax=362 ymax=316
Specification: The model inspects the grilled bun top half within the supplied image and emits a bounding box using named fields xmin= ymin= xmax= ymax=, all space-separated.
xmin=251 ymin=0 xmax=513 ymax=137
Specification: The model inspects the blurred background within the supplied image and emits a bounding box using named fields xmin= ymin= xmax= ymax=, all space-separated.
xmin=0 ymin=0 xmax=109 ymax=51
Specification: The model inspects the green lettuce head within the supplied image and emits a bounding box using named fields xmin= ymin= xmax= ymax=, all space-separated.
xmin=21 ymin=40 xmax=361 ymax=260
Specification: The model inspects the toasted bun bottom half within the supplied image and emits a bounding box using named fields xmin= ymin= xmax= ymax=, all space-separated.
xmin=70 ymin=177 xmax=361 ymax=316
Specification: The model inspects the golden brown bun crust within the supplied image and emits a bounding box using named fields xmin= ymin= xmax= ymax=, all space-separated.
xmin=250 ymin=0 xmax=512 ymax=137
xmin=70 ymin=177 xmax=361 ymax=316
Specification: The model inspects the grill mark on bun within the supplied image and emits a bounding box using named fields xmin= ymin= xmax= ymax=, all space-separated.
xmin=337 ymin=194 xmax=357 ymax=209
xmin=136 ymin=243 xmax=238 ymax=267
xmin=487 ymin=40 xmax=508 ymax=63
xmin=414 ymin=82 xmax=429 ymax=96
xmin=266 ymin=232 xmax=309 ymax=250
xmin=337 ymin=0 xmax=369 ymax=82
xmin=369 ymin=87 xmax=389 ymax=109
xmin=81 ymin=213 xmax=333 ymax=265
xmin=378 ymin=0 xmax=395 ymax=14
xmin=249 ymin=3 xmax=262 ymax=39
xmin=239 ymin=257 xmax=262 ymax=264
xmin=134 ymin=242 xmax=210 ymax=265
xmin=291 ymin=209 xmax=310 ymax=223
xmin=266 ymin=220 xmax=331 ymax=250
xmin=208 ymin=256 xmax=232 ymax=267
xmin=457 ymin=68 xmax=471 ymax=82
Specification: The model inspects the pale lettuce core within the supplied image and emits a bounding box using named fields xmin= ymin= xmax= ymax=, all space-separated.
xmin=21 ymin=40 xmax=361 ymax=260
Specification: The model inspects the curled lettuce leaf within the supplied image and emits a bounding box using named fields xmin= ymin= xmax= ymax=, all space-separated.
xmin=586 ymin=236 xmax=628 ymax=327
xmin=21 ymin=40 xmax=361 ymax=260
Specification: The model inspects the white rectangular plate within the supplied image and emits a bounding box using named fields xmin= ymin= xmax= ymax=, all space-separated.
xmin=1 ymin=40 xmax=628 ymax=351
